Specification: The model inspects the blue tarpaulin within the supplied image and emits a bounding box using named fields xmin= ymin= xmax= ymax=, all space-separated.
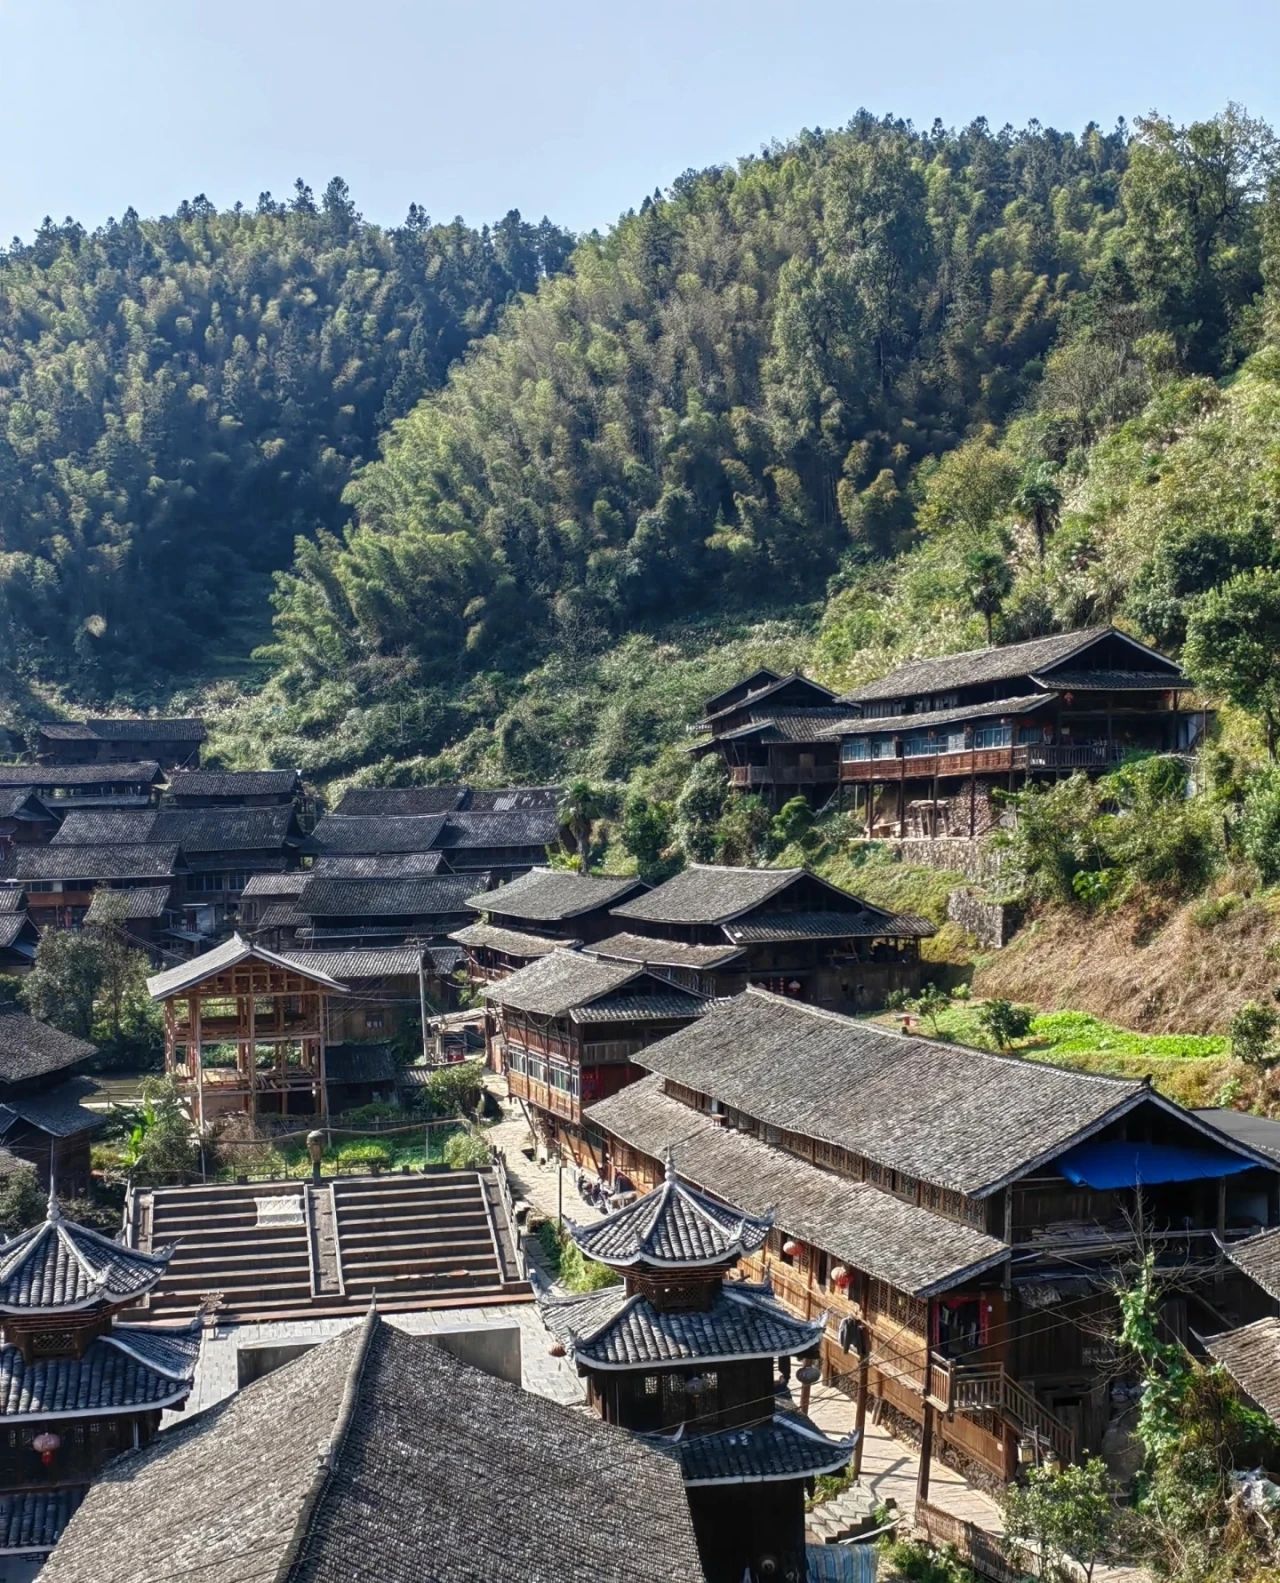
xmin=807 ymin=1544 xmax=878 ymax=1583
xmin=1057 ymin=1139 xmax=1257 ymax=1189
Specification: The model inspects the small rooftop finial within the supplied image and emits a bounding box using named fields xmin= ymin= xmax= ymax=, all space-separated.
xmin=663 ymin=1147 xmax=676 ymax=1183
xmin=46 ymin=1179 xmax=61 ymax=1223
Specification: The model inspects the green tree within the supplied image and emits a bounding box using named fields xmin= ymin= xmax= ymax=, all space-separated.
xmin=1184 ymin=568 xmax=1280 ymax=756
xmin=1013 ymin=466 xmax=1063 ymax=564
xmin=1239 ymin=762 xmax=1280 ymax=882
xmin=771 ymin=795 xmax=815 ymax=851
xmin=558 ymin=780 xmax=608 ymax=873
xmin=674 ymin=757 xmax=729 ymax=864
xmin=909 ymin=982 xmax=951 ymax=1036
xmin=714 ymin=795 xmax=772 ymax=867
xmin=1003 ymin=1458 xmax=1120 ymax=1583
xmin=0 ymin=1164 xmax=44 ymax=1236
xmin=119 ymin=1076 xmax=199 ymax=1185
xmin=1230 ymin=999 xmax=1278 ymax=1067
xmin=619 ymin=794 xmax=676 ymax=882
xmin=22 ymin=931 xmax=103 ymax=1040
xmin=976 ymin=999 xmax=1034 ymax=1051
xmin=962 ymin=547 xmax=1014 ymax=645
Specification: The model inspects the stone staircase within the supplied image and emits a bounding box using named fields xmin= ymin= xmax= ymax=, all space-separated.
xmin=805 ymin=1481 xmax=877 ymax=1545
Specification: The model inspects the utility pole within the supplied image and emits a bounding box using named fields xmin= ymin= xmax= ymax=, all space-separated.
xmin=417 ymin=944 xmax=431 ymax=1065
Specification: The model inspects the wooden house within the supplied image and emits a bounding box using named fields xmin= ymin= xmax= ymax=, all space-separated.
xmin=453 ymin=868 xmax=647 ymax=989
xmin=293 ymin=873 xmax=476 ymax=948
xmin=10 ymin=844 xmax=183 ymax=931
xmin=542 ymin=1160 xmax=851 ymax=1583
xmin=165 ymin=768 xmax=301 ymax=807
xmin=585 ymin=989 xmax=1280 ymax=1485
xmin=306 ymin=811 xmax=447 ymax=859
xmin=0 ymin=898 xmax=39 ymax=974
xmin=0 ymin=761 xmax=163 ymax=811
xmin=0 ymin=1196 xmax=197 ymax=1572
xmin=148 ymin=935 xmax=350 ymax=1125
xmin=331 ymin=784 xmax=469 ymax=815
xmin=42 ymin=1313 xmax=704 ymax=1583
xmin=833 ymin=626 xmax=1201 ymax=837
xmin=484 ymin=949 xmax=706 ymax=1166
xmin=599 ymin=864 xmax=933 ymax=1010
xmin=82 ymin=885 xmax=174 ymax=948
xmin=433 ymin=807 xmax=562 ymax=877
xmin=1202 ymin=1224 xmax=1280 ymax=1430
xmin=282 ymin=945 xmax=430 ymax=1045
xmin=0 ymin=790 xmax=57 ymax=858
xmin=34 ymin=717 xmax=206 ymax=769
xmin=693 ymin=672 xmax=848 ymax=809
xmin=0 ymin=1010 xmax=102 ymax=1193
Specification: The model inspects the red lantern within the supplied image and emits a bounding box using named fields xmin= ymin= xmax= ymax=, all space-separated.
xmin=32 ymin=1432 xmax=60 ymax=1467
xmin=782 ymin=1238 xmax=801 ymax=1259
xmin=830 ymin=1265 xmax=851 ymax=1290
xmin=548 ymin=1341 xmax=566 ymax=1358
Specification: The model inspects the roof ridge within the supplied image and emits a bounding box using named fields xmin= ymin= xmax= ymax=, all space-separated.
xmin=278 ymin=1308 xmax=381 ymax=1583
xmin=0 ymin=1218 xmax=53 ymax=1286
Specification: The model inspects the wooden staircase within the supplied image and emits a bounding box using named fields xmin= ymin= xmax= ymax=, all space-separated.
xmin=929 ymin=1355 xmax=1077 ymax=1466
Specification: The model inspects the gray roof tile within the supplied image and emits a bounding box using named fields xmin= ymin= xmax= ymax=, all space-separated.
xmin=588 ymin=932 xmax=745 ymax=970
xmin=612 ymin=865 xmax=804 ymax=925
xmin=0 ymin=1076 xmax=104 ymax=1139
xmin=298 ymin=873 xmax=474 ymax=918
xmin=625 ymin=989 xmax=1145 ymax=1197
xmin=474 ymin=867 xmax=644 ymax=921
xmin=333 ymin=785 xmax=467 ymax=815
xmin=450 ymin=921 xmax=570 ymax=958
xmin=42 ymin=1313 xmax=705 ymax=1583
xmin=0 ymin=1010 xmax=95 ymax=1083
xmin=149 ymin=806 xmax=297 ymax=853
xmin=15 ymin=844 xmax=179 ymax=881
xmin=542 ymin=1280 xmax=823 ymax=1368
xmin=312 ymin=851 xmax=443 ymax=877
xmin=39 ymin=718 xmax=204 ymax=742
xmin=1205 ymin=1318 xmax=1280 ymax=1424
xmin=436 ymin=808 xmax=560 ymax=848
xmin=1226 ymin=1226 xmax=1280 ymax=1301
xmin=0 ymin=761 xmax=160 ymax=786
xmin=0 ymin=1200 xmax=172 ymax=1312
xmin=84 ymin=887 xmax=172 ymax=922
xmin=571 ymin=1159 xmax=771 ymax=1268
xmin=649 ymin=1411 xmax=851 ymax=1486
xmin=167 ymin=769 xmax=299 ymax=798
xmin=724 ymin=909 xmax=935 ymax=942
xmin=0 ymin=1326 xmax=198 ymax=1418
xmin=308 ymin=813 xmax=446 ymax=854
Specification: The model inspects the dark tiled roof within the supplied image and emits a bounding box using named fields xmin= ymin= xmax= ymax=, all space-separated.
xmin=0 ymin=788 xmax=50 ymax=820
xmin=482 ymin=949 xmax=700 ymax=1021
xmin=1226 ymin=1226 xmax=1280 ymax=1301
xmin=51 ymin=809 xmax=158 ymax=845
xmin=0 ymin=1488 xmax=85 ymax=1553
xmin=240 ymin=873 xmax=307 ymax=898
xmin=0 ymin=1325 xmax=198 ymax=1418
xmin=42 ymin=1313 xmax=705 ymax=1583
xmin=308 ymin=813 xmax=446 ymax=854
xmin=298 ymin=874 xmax=475 ymax=919
xmin=649 ymin=1411 xmax=851 ymax=1486
xmin=712 ymin=708 xmax=854 ymax=744
xmin=571 ymin=993 xmax=708 ymax=1024
xmin=167 ymin=769 xmax=300 ymax=798
xmin=425 ymin=944 xmax=464 ymax=974
xmin=0 ymin=1199 xmax=172 ymax=1312
xmin=0 ymin=1076 xmax=104 ymax=1139
xmin=724 ymin=909 xmax=935 ymax=942
xmin=325 ymin=1044 xmax=399 ymax=1085
xmin=255 ymin=902 xmax=307 ymax=930
xmin=85 ymin=887 xmax=172 ymax=922
xmin=283 ymin=947 xmax=423 ymax=980
xmin=450 ymin=921 xmax=570 ymax=958
xmin=1195 ymin=1109 xmax=1280 ymax=1165
xmin=0 ymin=761 xmax=160 ymax=786
xmin=703 ymin=673 xmax=836 ymax=724
xmin=1035 ymin=668 xmax=1189 ymax=691
xmin=38 ymin=718 xmax=205 ymax=742
xmin=1205 ymin=1318 xmax=1280 ymax=1423
xmin=586 ymin=1075 xmax=1011 ymax=1297
xmin=572 ymin=1157 xmax=771 ymax=1269
xmin=0 ymin=889 xmax=25 ymax=914
xmin=542 ymin=1279 xmax=823 ymax=1368
xmin=702 ymin=667 xmax=781 ymax=716
xmin=628 ymin=989 xmax=1146 ymax=1197
xmin=15 ymin=844 xmax=179 ymax=882
xmin=436 ymin=808 xmax=560 ymax=849
xmin=0 ymin=1009 xmax=95 ymax=1083
xmin=149 ymin=806 xmax=297 ymax=853
xmin=466 ymin=784 xmax=564 ymax=811
xmin=0 ymin=913 xmax=33 ymax=950
xmin=588 ymin=932 xmax=745 ymax=970
xmin=612 ymin=865 xmax=803 ymax=925
xmin=313 ymin=851 xmax=443 ymax=877
xmin=147 ymin=935 xmax=350 ymax=998
xmin=333 ymin=785 xmax=467 ymax=815
xmin=840 ymin=627 xmax=1177 ymax=703
xmin=474 ymin=867 xmax=644 ymax=921
xmin=831 ymin=693 xmax=1054 ymax=738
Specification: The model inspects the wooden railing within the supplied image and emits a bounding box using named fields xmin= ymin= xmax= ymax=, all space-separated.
xmin=506 ymin=1069 xmax=576 ymax=1122
xmin=840 ymin=742 xmax=1131 ymax=782
xmin=930 ymin=1354 xmax=1076 ymax=1466
xmin=916 ymin=1501 xmax=1023 ymax=1583
xmin=730 ymin=764 xmax=829 ymax=787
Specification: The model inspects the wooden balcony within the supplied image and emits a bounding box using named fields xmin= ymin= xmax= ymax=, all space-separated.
xmin=730 ymin=764 xmax=831 ymax=789
xmin=838 ymin=742 xmax=1130 ymax=783
xmin=506 ymin=1068 xmax=577 ymax=1123
xmin=928 ymin=1353 xmax=1076 ymax=1465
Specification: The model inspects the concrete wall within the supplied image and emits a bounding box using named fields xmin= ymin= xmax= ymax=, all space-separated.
xmin=946 ymin=888 xmax=1023 ymax=950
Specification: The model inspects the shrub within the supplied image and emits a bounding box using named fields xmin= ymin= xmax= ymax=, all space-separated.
xmin=1239 ymin=763 xmax=1280 ymax=884
xmin=418 ymin=1060 xmax=484 ymax=1120
xmin=334 ymin=1141 xmax=391 ymax=1170
xmin=909 ymin=982 xmax=951 ymax=1034
xmin=0 ymin=1165 xmax=44 ymax=1235
xmin=1230 ymin=1000 xmax=1278 ymax=1067
xmin=1190 ymin=892 xmax=1244 ymax=928
xmin=536 ymin=1219 xmax=619 ymax=1293
xmin=442 ymin=1128 xmax=491 ymax=1169
xmin=976 ymin=998 xmax=1034 ymax=1050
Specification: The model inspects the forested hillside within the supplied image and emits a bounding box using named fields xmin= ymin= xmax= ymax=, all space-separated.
xmin=0 ymin=183 xmax=571 ymax=688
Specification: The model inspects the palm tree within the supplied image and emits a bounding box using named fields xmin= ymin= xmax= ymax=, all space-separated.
xmin=1013 ymin=466 xmax=1063 ymax=564
xmin=963 ymin=547 xmax=1014 ymax=646
xmin=558 ymin=780 xmax=606 ymax=873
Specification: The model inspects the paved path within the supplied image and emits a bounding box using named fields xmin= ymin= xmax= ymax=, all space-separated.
xmin=484 ymin=1075 xmax=606 ymax=1230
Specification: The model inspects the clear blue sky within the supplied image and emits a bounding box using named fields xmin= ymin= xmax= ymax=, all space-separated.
xmin=1 ymin=0 xmax=1275 ymax=243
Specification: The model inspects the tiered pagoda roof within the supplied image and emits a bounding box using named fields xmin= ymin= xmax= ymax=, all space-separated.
xmin=0 ymin=1324 xmax=199 ymax=1419
xmin=0 ymin=1192 xmax=173 ymax=1313
xmin=542 ymin=1278 xmax=823 ymax=1369
xmin=650 ymin=1412 xmax=854 ymax=1486
xmin=569 ymin=1152 xmax=772 ymax=1270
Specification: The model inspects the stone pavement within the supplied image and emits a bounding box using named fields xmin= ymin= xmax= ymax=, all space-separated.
xmin=483 ymin=1074 xmax=606 ymax=1231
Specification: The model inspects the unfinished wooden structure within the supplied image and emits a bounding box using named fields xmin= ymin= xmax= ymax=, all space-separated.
xmin=542 ymin=1158 xmax=850 ymax=1583
xmin=586 ymin=990 xmax=1280 ymax=1485
xmin=147 ymin=936 xmax=349 ymax=1126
